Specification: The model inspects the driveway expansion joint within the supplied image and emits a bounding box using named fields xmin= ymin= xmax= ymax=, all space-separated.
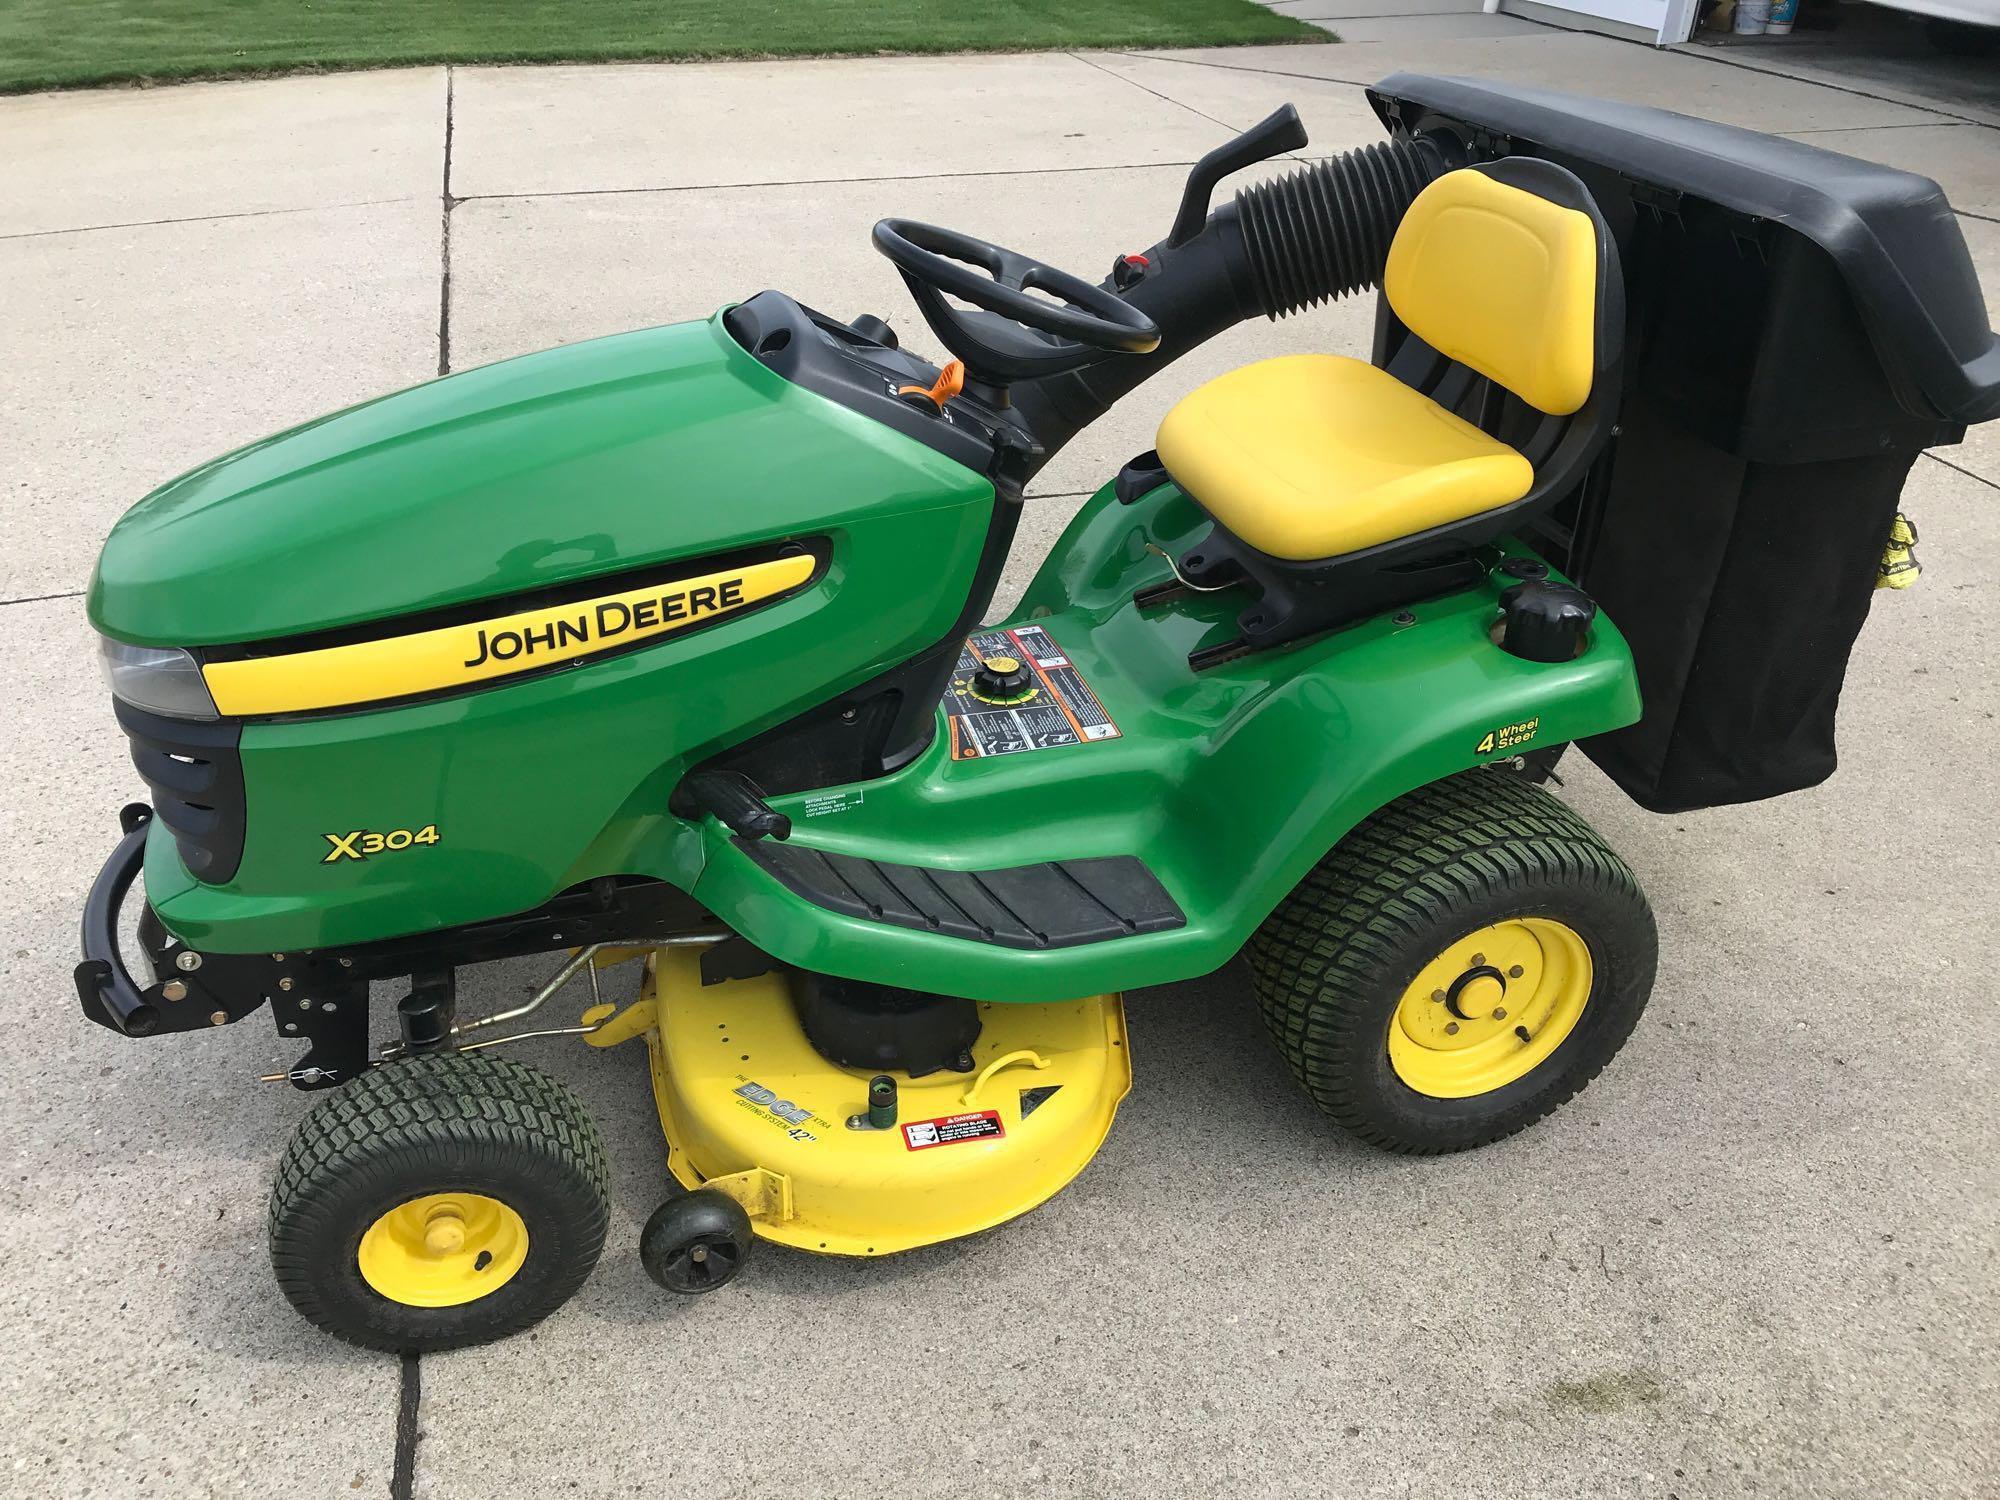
xmin=0 ymin=196 xmax=427 ymax=244
xmin=1925 ymin=451 xmax=2000 ymax=493
xmin=392 ymin=1351 xmax=422 ymax=1500
xmin=1677 ymin=41 xmax=1996 ymax=131
xmin=439 ymin=66 xmax=457 ymax=378
xmin=1069 ymin=50 xmax=1244 ymax=136
xmin=453 ymin=157 xmax=1218 ymax=207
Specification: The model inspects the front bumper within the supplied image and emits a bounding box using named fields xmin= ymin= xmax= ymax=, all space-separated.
xmin=74 ymin=803 xmax=271 ymax=1038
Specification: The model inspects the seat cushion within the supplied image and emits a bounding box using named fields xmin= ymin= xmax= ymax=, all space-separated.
xmin=1155 ymin=353 xmax=1536 ymax=563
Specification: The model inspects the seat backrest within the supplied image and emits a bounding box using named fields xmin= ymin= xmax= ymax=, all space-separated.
xmin=1384 ymin=160 xmax=1610 ymax=417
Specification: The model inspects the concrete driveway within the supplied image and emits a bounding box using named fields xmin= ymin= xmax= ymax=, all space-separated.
xmin=2 ymin=23 xmax=1995 ymax=1500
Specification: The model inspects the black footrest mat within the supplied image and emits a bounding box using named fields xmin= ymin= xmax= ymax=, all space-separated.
xmin=742 ymin=841 xmax=1185 ymax=950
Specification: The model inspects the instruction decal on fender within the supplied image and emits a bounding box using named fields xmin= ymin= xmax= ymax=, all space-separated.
xmin=945 ymin=625 xmax=1120 ymax=760
xmin=903 ymin=1110 xmax=1005 ymax=1150
xmin=802 ymin=788 xmax=863 ymax=818
xmin=1475 ymin=716 xmax=1541 ymax=756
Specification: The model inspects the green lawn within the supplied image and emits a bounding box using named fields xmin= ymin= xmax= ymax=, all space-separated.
xmin=0 ymin=0 xmax=1325 ymax=94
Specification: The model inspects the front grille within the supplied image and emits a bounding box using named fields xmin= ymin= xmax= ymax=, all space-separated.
xmin=113 ymin=698 xmax=247 ymax=885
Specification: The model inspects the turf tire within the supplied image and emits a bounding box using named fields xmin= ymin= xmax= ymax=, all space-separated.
xmin=1245 ymin=770 xmax=1656 ymax=1154
xmin=269 ymin=1052 xmax=610 ymax=1352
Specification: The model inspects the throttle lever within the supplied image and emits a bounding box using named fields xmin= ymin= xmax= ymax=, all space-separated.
xmin=1167 ymin=104 xmax=1310 ymax=249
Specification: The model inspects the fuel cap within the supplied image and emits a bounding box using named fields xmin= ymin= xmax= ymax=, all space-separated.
xmin=1496 ymin=581 xmax=1596 ymax=663
xmin=971 ymin=654 xmax=1035 ymax=701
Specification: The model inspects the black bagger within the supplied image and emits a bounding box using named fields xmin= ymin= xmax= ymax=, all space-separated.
xmin=1371 ymin=76 xmax=2000 ymax=812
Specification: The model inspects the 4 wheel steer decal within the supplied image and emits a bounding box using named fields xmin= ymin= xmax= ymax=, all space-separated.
xmin=1475 ymin=716 xmax=1541 ymax=756
xmin=323 ymin=825 xmax=441 ymax=863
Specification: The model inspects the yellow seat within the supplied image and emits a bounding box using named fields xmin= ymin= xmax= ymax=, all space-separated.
xmin=1156 ymin=164 xmax=1604 ymax=567
xmin=1155 ymin=353 xmax=1534 ymax=563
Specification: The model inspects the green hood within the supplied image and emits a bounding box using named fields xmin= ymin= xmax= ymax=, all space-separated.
xmin=89 ymin=312 xmax=985 ymax=647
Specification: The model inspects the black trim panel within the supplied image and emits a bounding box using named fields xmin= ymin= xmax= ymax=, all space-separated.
xmin=724 ymin=292 xmax=1041 ymax=478
xmin=113 ymin=699 xmax=246 ymax=884
xmin=743 ymin=840 xmax=1185 ymax=950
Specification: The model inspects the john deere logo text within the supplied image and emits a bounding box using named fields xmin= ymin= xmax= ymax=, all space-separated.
xmin=323 ymin=825 xmax=440 ymax=863
xmin=463 ymin=579 xmax=749 ymax=667
xmin=200 ymin=552 xmax=817 ymax=717
xmin=1475 ymin=717 xmax=1540 ymax=755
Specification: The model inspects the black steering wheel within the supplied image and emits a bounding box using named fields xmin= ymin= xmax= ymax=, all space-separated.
xmin=872 ymin=218 xmax=1160 ymax=386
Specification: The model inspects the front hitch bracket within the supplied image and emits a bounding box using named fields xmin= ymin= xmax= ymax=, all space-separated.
xmin=77 ymin=806 xmax=715 ymax=1090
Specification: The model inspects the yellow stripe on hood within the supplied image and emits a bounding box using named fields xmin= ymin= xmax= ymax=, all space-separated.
xmin=204 ymin=552 xmax=815 ymax=716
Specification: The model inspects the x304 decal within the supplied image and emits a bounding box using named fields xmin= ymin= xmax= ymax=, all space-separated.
xmin=322 ymin=825 xmax=441 ymax=863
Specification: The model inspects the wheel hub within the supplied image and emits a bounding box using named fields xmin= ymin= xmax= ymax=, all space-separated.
xmin=422 ymin=1206 xmax=467 ymax=1255
xmin=1388 ymin=919 xmax=1593 ymax=1098
xmin=1442 ymin=964 xmax=1507 ymax=1020
xmin=357 ymin=1192 xmax=530 ymax=1308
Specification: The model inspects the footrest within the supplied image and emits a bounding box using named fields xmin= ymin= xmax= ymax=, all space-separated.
xmin=742 ymin=841 xmax=1184 ymax=950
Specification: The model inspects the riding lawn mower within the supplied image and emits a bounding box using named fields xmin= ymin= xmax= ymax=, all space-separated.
xmin=75 ymin=74 xmax=2000 ymax=1350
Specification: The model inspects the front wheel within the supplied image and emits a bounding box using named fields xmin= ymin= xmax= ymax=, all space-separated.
xmin=269 ymin=1052 xmax=610 ymax=1352
xmin=1246 ymin=771 xmax=1656 ymax=1154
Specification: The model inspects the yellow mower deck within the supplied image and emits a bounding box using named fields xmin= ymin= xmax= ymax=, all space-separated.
xmin=620 ymin=949 xmax=1129 ymax=1256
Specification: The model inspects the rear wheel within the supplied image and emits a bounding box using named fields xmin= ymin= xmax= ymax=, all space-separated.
xmin=1246 ymin=770 xmax=1656 ymax=1154
xmin=269 ymin=1052 xmax=610 ymax=1351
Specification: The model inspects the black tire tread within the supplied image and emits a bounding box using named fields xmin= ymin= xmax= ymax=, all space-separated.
xmin=1246 ymin=769 xmax=1653 ymax=1154
xmin=269 ymin=1052 xmax=610 ymax=1351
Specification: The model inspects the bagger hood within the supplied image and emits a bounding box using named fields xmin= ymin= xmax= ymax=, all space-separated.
xmin=88 ymin=312 xmax=989 ymax=648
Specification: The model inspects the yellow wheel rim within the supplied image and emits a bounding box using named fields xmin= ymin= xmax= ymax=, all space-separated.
xmin=357 ymin=1193 xmax=529 ymax=1308
xmin=1388 ymin=918 xmax=1593 ymax=1099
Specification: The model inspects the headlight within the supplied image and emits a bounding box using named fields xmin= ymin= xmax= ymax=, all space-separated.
xmin=98 ymin=638 xmax=220 ymax=721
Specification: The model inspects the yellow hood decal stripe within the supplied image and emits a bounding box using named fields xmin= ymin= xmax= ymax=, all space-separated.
xmin=204 ymin=552 xmax=816 ymax=716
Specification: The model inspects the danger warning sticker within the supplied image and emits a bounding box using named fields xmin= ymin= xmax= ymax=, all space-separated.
xmin=903 ymin=1110 xmax=1005 ymax=1150
xmin=945 ymin=625 xmax=1121 ymax=760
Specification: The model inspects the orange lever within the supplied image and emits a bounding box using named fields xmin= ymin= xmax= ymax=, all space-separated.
xmin=898 ymin=359 xmax=965 ymax=408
